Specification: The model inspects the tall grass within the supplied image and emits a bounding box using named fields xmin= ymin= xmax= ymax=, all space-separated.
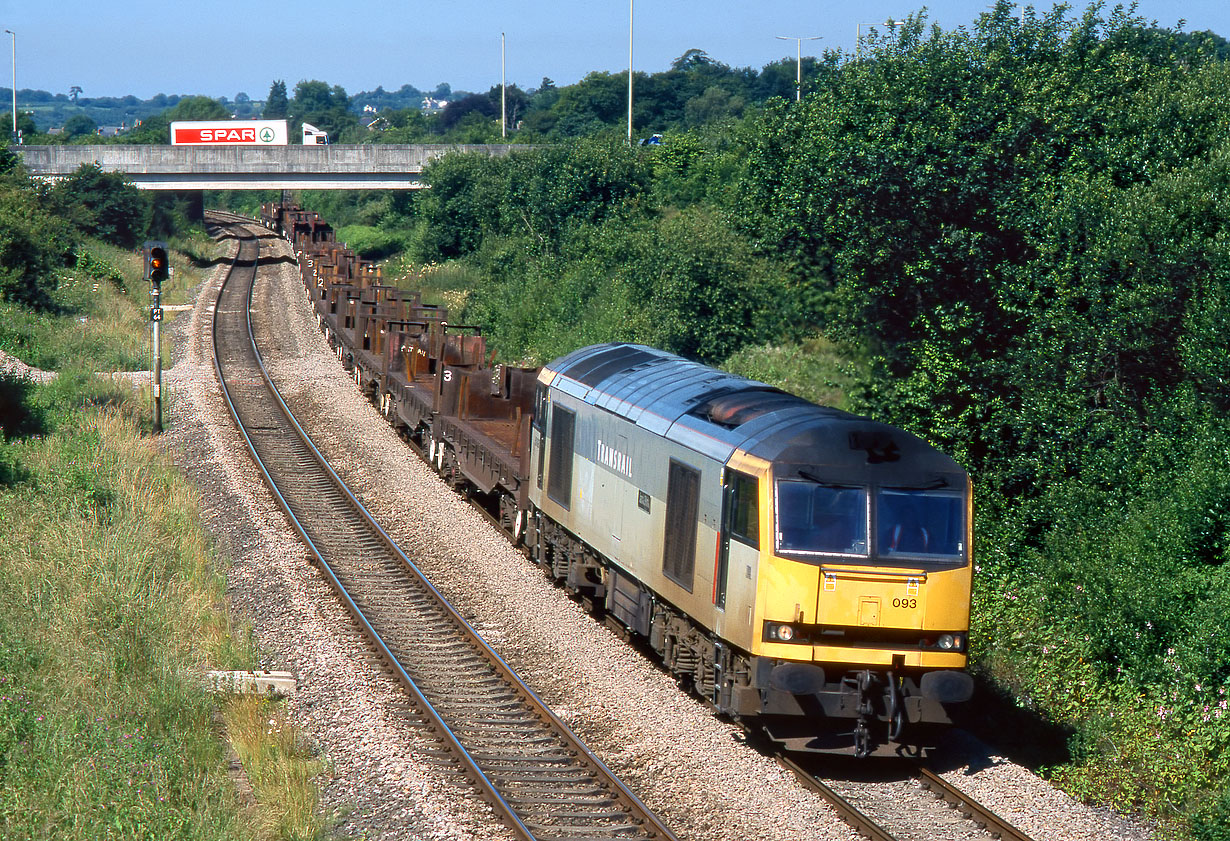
xmin=0 ymin=409 xmax=249 ymax=840
xmin=222 ymin=698 xmax=324 ymax=841
xmin=383 ymin=254 xmax=481 ymax=314
xmin=0 ymin=234 xmax=325 ymax=840
xmin=0 ymin=244 xmax=151 ymax=373
xmin=721 ymin=334 xmax=866 ymax=410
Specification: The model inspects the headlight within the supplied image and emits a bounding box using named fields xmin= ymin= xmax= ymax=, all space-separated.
xmin=938 ymin=634 xmax=955 ymax=650
xmin=764 ymin=622 xmax=812 ymax=643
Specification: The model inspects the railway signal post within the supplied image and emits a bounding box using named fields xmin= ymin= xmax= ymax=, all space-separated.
xmin=144 ymin=241 xmax=169 ymax=433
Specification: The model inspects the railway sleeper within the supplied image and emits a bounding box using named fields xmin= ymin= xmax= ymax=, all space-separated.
xmin=505 ymin=796 xmax=617 ymax=808
xmin=329 ymin=317 xmax=900 ymax=750
xmin=487 ymin=772 xmax=601 ymax=784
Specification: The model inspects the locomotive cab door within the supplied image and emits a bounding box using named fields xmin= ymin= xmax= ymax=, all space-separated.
xmin=533 ymin=383 xmax=548 ymax=490
xmin=716 ymin=467 xmax=761 ymax=646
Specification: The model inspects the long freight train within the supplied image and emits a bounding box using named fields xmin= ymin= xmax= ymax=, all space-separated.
xmin=258 ymin=202 xmax=975 ymax=757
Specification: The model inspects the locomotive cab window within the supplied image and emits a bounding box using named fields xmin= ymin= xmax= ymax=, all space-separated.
xmin=532 ymin=383 xmax=548 ymax=432
xmin=875 ymin=487 xmax=965 ymax=562
xmin=534 ymin=384 xmax=548 ymax=489
xmin=775 ymin=480 xmax=869 ymax=557
xmin=726 ymin=471 xmax=759 ymax=549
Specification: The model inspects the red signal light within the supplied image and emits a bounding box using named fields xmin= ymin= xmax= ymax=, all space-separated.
xmin=144 ymin=242 xmax=170 ymax=284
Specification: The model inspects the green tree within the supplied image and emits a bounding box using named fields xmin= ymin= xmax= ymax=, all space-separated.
xmin=683 ymin=86 xmax=744 ymax=127
xmin=732 ymin=2 xmax=1230 ymax=821
xmin=61 ymin=113 xmax=97 ymax=140
xmin=671 ymin=48 xmax=715 ymax=71
xmin=264 ymin=80 xmax=288 ymax=119
xmin=437 ymin=93 xmax=497 ymax=132
xmin=288 ymin=80 xmax=356 ymax=141
xmin=48 ymin=163 xmax=150 ymax=248
xmin=541 ymin=71 xmax=628 ymax=137
xmin=369 ymin=107 xmax=432 ymax=143
xmin=0 ymin=179 xmax=77 ymax=307
xmin=166 ymin=96 xmax=230 ymax=121
xmin=1 ymin=111 xmax=38 ymax=140
xmin=123 ymin=96 xmax=229 ymax=144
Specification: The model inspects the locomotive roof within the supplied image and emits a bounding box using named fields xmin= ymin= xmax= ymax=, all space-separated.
xmin=545 ymin=343 xmax=964 ymax=477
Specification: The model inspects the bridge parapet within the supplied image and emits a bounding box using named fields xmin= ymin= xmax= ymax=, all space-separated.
xmin=12 ymin=143 xmax=533 ymax=190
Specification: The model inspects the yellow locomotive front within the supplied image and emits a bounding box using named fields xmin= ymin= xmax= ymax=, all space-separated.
xmin=738 ymin=425 xmax=974 ymax=756
xmin=524 ymin=344 xmax=972 ymax=758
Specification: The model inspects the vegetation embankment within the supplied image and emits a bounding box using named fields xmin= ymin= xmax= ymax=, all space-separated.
xmin=270 ymin=4 xmax=1230 ymax=837
xmin=0 ymin=153 xmax=324 ymax=839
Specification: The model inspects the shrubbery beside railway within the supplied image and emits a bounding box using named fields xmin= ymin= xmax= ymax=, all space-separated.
xmin=3 ymin=0 xmax=1230 ymax=835
xmin=285 ymin=4 xmax=1230 ymax=835
xmin=0 ymin=145 xmax=323 ymax=839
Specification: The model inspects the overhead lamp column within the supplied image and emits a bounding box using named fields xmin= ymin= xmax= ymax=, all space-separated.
xmin=4 ymin=29 xmax=14 ymax=141
xmin=775 ymin=35 xmax=822 ymax=102
xmin=627 ymin=0 xmax=634 ymax=143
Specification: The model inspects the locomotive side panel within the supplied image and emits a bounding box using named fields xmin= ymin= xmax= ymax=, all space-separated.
xmin=268 ymin=202 xmax=977 ymax=757
xmin=530 ymin=384 xmax=727 ymax=632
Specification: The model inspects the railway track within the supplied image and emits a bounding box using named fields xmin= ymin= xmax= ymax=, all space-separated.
xmin=778 ymin=752 xmax=1034 ymax=841
xmin=208 ymin=215 xmax=678 ymax=841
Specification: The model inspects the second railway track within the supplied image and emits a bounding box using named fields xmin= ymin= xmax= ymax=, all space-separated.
xmin=199 ymin=210 xmax=1093 ymax=841
xmin=208 ymin=215 xmax=678 ymax=841
xmin=778 ymin=751 xmax=1034 ymax=841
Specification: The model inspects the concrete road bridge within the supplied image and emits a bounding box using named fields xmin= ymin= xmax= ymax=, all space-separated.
xmin=12 ymin=143 xmax=532 ymax=190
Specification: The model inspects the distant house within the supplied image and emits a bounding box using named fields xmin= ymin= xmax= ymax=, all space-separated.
xmin=421 ymin=97 xmax=448 ymax=112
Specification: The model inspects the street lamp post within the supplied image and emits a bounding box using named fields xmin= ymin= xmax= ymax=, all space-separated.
xmin=856 ymin=19 xmax=902 ymax=58
xmin=775 ymin=35 xmax=821 ymax=102
xmin=4 ymin=30 xmax=14 ymax=142
xmin=501 ymin=32 xmax=506 ymax=140
xmin=627 ymin=0 xmax=634 ymax=143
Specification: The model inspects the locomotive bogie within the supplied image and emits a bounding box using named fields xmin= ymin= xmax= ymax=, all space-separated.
xmin=263 ymin=202 xmax=976 ymax=756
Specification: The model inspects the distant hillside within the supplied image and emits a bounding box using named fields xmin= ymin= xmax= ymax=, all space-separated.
xmin=349 ymin=82 xmax=461 ymax=112
xmin=6 ymin=88 xmax=264 ymax=132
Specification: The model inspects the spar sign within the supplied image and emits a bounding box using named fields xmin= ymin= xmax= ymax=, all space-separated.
xmin=170 ymin=119 xmax=288 ymax=146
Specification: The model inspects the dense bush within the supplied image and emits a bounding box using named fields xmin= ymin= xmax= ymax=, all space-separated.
xmin=0 ymin=180 xmax=78 ymax=308
xmin=335 ymin=224 xmax=405 ymax=259
xmin=284 ymin=4 xmax=1230 ymax=831
xmin=48 ymin=164 xmax=151 ymax=249
xmin=397 ymin=137 xmax=783 ymax=364
xmin=735 ymin=3 xmax=1230 ymax=829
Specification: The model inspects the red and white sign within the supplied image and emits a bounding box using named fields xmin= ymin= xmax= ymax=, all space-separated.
xmin=170 ymin=119 xmax=288 ymax=146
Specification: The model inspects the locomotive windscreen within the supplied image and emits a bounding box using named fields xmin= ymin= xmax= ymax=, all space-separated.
xmin=775 ymin=481 xmax=966 ymax=564
xmin=775 ymin=481 xmax=869 ymax=557
xmin=875 ymin=488 xmax=965 ymax=561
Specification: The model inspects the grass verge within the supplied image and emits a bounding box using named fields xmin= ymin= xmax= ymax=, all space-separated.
xmin=720 ymin=333 xmax=865 ymax=410
xmin=0 ymin=234 xmax=326 ymax=840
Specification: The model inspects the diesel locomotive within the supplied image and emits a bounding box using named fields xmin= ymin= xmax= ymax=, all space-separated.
xmin=259 ymin=203 xmax=975 ymax=757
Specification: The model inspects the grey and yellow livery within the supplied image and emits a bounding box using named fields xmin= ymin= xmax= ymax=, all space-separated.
xmin=525 ymin=343 xmax=973 ymax=757
xmin=270 ymin=199 xmax=974 ymax=757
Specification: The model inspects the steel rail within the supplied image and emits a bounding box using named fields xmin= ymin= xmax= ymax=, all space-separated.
xmin=775 ymin=754 xmax=898 ymax=841
xmin=207 ymin=234 xmax=536 ymax=838
xmin=776 ymin=749 xmax=1036 ymax=841
xmin=207 ymin=217 xmax=677 ymax=841
xmin=916 ymin=767 xmax=1033 ymax=841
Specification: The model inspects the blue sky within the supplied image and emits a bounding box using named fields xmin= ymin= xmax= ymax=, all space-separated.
xmin=4 ymin=1 xmax=1228 ymax=101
